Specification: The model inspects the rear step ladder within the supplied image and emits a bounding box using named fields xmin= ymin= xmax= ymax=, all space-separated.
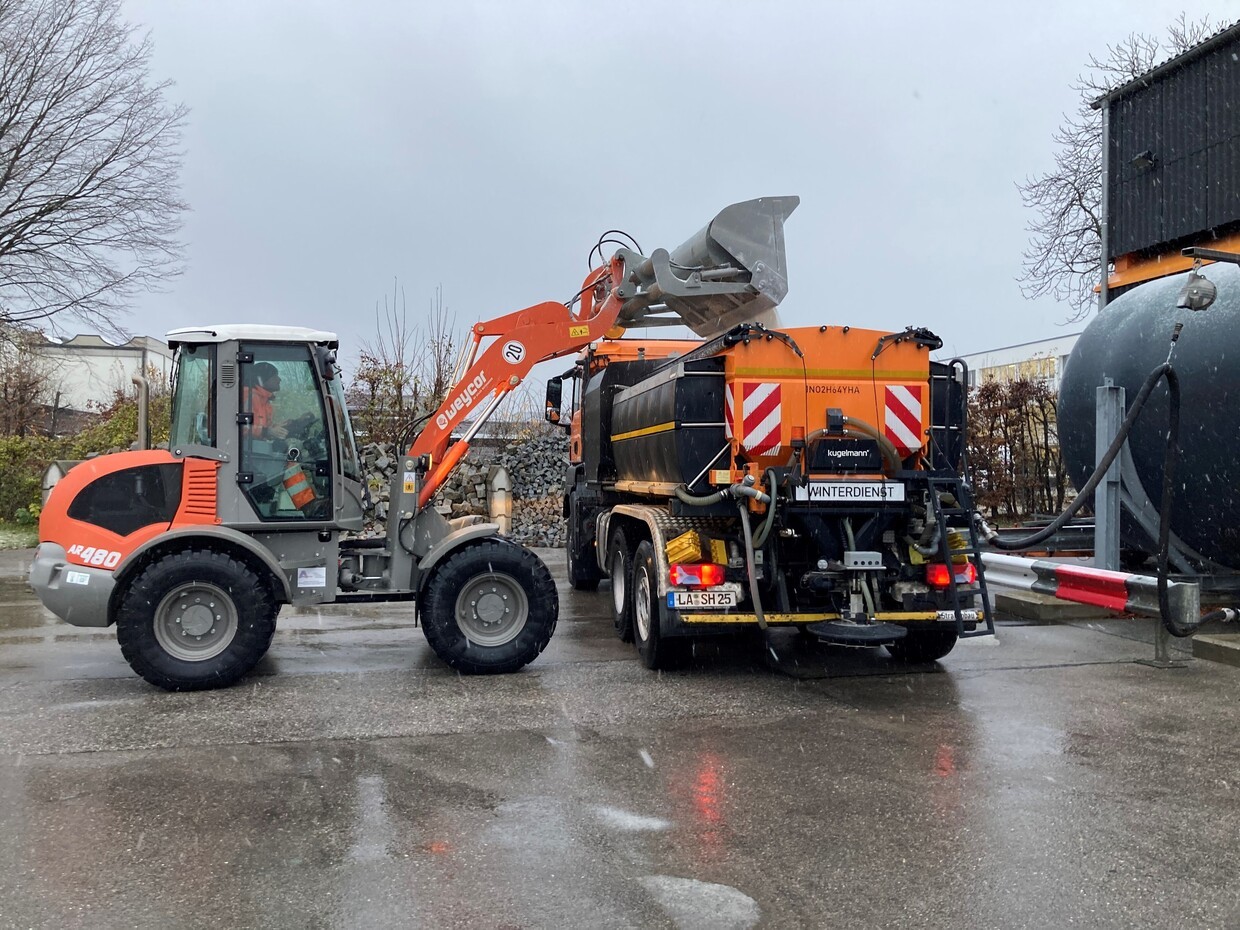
xmin=927 ymin=475 xmax=995 ymax=639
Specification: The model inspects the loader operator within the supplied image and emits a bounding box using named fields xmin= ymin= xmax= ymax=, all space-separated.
xmin=245 ymin=362 xmax=289 ymax=440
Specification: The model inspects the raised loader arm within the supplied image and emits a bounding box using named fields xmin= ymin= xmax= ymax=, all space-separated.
xmin=408 ymin=260 xmax=624 ymax=509
xmin=408 ymin=195 xmax=800 ymax=511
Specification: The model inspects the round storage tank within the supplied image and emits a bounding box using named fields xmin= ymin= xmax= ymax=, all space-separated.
xmin=1059 ymin=262 xmax=1240 ymax=569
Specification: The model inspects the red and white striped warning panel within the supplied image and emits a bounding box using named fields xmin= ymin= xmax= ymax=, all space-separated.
xmin=884 ymin=385 xmax=924 ymax=457
xmin=737 ymin=381 xmax=782 ymax=457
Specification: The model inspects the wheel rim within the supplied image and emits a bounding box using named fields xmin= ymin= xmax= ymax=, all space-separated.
xmin=611 ymin=550 xmax=627 ymax=616
xmin=454 ymin=572 xmax=529 ymax=647
xmin=635 ymin=563 xmax=652 ymax=642
xmin=153 ymin=581 xmax=240 ymax=662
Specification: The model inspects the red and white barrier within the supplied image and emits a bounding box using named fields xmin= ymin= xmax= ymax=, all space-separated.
xmin=981 ymin=552 xmax=1201 ymax=625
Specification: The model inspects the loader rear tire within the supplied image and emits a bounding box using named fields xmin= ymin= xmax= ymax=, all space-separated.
xmin=420 ymin=539 xmax=557 ymax=674
xmin=116 ymin=549 xmax=278 ymax=691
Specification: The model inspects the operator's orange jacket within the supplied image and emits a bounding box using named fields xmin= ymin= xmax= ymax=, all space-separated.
xmin=243 ymin=385 xmax=277 ymax=438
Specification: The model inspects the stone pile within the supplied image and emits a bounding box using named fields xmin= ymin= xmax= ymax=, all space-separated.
xmin=354 ymin=428 xmax=568 ymax=547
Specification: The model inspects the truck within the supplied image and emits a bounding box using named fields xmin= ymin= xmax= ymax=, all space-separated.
xmin=28 ymin=196 xmax=991 ymax=689
xmin=552 ymin=197 xmax=994 ymax=668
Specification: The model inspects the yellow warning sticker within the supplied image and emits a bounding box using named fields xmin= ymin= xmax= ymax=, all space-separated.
xmin=569 ymin=324 xmax=590 ymax=338
xmin=403 ymin=471 xmax=416 ymax=494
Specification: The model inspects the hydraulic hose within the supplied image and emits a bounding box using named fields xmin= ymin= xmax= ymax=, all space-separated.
xmin=675 ymin=474 xmax=771 ymax=508
xmin=751 ymin=469 xmax=780 ymax=549
xmin=1152 ymin=367 xmax=1239 ymax=635
xmin=979 ymin=358 xmax=1236 ymax=638
xmin=738 ymin=502 xmax=767 ymax=631
xmin=983 ymin=362 xmax=1178 ymax=552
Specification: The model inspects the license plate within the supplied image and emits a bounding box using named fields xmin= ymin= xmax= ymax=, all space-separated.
xmin=936 ymin=610 xmax=982 ymax=622
xmin=793 ymin=481 xmax=906 ymax=502
xmin=669 ymin=589 xmax=739 ymax=609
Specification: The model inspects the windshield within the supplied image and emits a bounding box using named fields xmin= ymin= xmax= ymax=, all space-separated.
xmin=168 ymin=344 xmax=215 ymax=447
xmin=327 ymin=374 xmax=361 ymax=481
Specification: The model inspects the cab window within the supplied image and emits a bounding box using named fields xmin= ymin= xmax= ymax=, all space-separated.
xmin=169 ymin=345 xmax=215 ymax=448
xmin=239 ymin=344 xmax=331 ymax=521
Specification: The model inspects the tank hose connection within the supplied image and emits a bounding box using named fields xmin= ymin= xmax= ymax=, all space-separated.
xmin=675 ymin=474 xmax=771 ymax=507
xmin=982 ymin=354 xmax=1238 ymax=638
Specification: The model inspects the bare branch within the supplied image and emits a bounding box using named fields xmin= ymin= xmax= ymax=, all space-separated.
xmin=0 ymin=0 xmax=186 ymax=336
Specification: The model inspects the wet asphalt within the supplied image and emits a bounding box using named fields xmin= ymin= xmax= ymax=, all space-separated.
xmin=1 ymin=548 xmax=1239 ymax=929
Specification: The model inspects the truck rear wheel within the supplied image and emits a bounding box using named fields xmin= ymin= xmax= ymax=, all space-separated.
xmin=420 ymin=539 xmax=557 ymax=674
xmin=606 ymin=527 xmax=634 ymax=642
xmin=116 ymin=549 xmax=278 ymax=691
xmin=886 ymin=629 xmax=958 ymax=663
xmin=632 ymin=539 xmax=684 ymax=670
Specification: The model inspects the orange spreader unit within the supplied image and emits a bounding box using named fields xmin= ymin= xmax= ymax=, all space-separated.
xmin=722 ymin=326 xmax=932 ymax=468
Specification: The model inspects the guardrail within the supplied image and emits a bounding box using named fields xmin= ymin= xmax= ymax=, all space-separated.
xmin=981 ymin=552 xmax=1201 ymax=627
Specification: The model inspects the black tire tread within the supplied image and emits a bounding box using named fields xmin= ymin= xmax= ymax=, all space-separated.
xmin=420 ymin=539 xmax=557 ymax=675
xmin=886 ymin=629 xmax=958 ymax=663
xmin=115 ymin=548 xmax=278 ymax=692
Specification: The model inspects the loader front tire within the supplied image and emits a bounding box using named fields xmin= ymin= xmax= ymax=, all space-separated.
xmin=420 ymin=539 xmax=557 ymax=674
xmin=116 ymin=549 xmax=278 ymax=691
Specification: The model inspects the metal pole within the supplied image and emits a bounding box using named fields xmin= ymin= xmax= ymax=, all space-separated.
xmin=1094 ymin=379 xmax=1124 ymax=572
xmin=1098 ymin=106 xmax=1111 ymax=311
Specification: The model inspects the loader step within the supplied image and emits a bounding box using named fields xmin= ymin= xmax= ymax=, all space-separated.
xmin=805 ymin=620 xmax=908 ymax=646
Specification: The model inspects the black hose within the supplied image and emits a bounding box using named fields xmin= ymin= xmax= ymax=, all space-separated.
xmin=987 ymin=360 xmax=1233 ymax=638
xmin=751 ymin=469 xmax=780 ymax=549
xmin=988 ymin=362 xmax=1175 ymax=552
xmin=738 ymin=503 xmax=767 ymax=631
xmin=1153 ymin=368 xmax=1238 ymax=635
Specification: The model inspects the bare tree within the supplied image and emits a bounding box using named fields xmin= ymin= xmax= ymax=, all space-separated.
xmin=0 ymin=322 xmax=58 ymax=435
xmin=1018 ymin=14 xmax=1214 ymax=322
xmin=0 ymin=0 xmax=187 ymax=336
xmin=347 ymin=283 xmax=457 ymax=448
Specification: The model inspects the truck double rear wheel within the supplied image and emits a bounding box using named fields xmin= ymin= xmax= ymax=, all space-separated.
xmin=607 ymin=527 xmax=635 ymax=642
xmin=115 ymin=549 xmax=278 ymax=691
xmin=420 ymin=539 xmax=557 ymax=674
xmin=632 ymin=539 xmax=685 ymax=670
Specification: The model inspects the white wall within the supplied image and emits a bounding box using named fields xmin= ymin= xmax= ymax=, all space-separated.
xmin=39 ymin=335 xmax=174 ymax=411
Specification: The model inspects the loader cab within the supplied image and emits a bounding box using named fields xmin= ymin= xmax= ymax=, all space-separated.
xmin=167 ymin=325 xmax=365 ymax=531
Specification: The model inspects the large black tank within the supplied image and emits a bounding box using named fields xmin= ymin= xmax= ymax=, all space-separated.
xmin=1059 ymin=263 xmax=1240 ymax=568
xmin=611 ymin=357 xmax=726 ymax=487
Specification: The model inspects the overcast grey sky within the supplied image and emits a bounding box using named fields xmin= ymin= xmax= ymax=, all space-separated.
xmin=119 ymin=0 xmax=1228 ymax=370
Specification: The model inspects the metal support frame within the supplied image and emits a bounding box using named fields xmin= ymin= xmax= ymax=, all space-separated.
xmin=1093 ymin=379 xmax=1188 ymax=667
xmin=1094 ymin=380 xmax=1123 ymax=572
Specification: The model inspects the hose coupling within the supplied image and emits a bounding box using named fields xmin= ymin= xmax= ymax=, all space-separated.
xmin=725 ymin=475 xmax=771 ymax=505
xmin=972 ymin=511 xmax=999 ymax=544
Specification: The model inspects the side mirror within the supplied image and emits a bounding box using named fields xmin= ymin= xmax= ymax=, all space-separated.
xmin=545 ymin=376 xmax=563 ymax=424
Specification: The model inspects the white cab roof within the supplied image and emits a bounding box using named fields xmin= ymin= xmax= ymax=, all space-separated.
xmin=166 ymin=324 xmax=338 ymax=346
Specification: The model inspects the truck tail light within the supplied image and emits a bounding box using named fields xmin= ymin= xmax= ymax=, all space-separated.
xmin=670 ymin=563 xmax=725 ymax=587
xmin=926 ymin=562 xmax=976 ymax=588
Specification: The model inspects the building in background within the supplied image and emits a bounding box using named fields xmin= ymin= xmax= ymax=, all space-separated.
xmin=941 ymin=333 xmax=1081 ymax=391
xmin=39 ymin=334 xmax=174 ymax=413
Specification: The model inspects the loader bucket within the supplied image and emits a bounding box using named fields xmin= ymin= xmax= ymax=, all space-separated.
xmin=618 ymin=196 xmax=798 ymax=338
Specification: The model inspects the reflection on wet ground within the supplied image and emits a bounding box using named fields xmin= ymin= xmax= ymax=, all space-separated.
xmin=1 ymin=548 xmax=1238 ymax=928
